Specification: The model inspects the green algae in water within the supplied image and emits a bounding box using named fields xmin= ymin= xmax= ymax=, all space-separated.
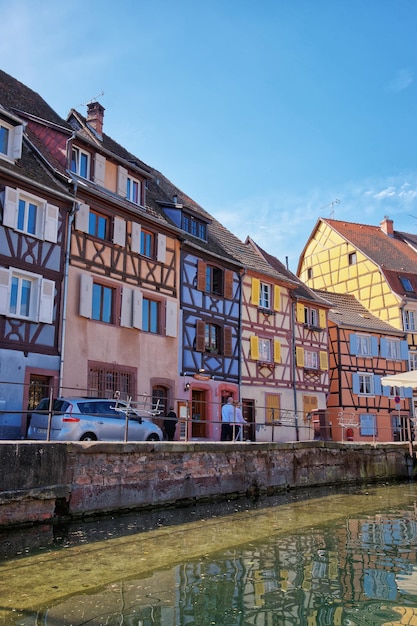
xmin=1 ymin=482 xmax=417 ymax=625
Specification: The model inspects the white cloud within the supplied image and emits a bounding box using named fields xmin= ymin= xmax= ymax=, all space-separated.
xmin=388 ymin=68 xmax=413 ymax=92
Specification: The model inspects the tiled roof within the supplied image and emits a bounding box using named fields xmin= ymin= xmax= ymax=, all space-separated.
xmin=250 ymin=239 xmax=331 ymax=305
xmin=67 ymin=108 xmax=151 ymax=175
xmin=0 ymin=69 xmax=69 ymax=128
xmin=324 ymin=218 xmax=417 ymax=273
xmin=313 ymin=289 xmax=405 ymax=335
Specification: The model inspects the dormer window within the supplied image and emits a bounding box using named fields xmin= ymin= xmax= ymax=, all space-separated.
xmin=0 ymin=119 xmax=23 ymax=162
xmin=400 ymin=276 xmax=414 ymax=292
xmin=127 ymin=176 xmax=141 ymax=205
xmin=71 ymin=146 xmax=90 ymax=179
xmin=182 ymin=213 xmax=207 ymax=241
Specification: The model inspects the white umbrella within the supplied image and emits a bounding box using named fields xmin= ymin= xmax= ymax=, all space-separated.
xmin=381 ymin=370 xmax=417 ymax=389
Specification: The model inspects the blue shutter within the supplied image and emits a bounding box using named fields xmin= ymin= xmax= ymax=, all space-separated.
xmin=382 ymin=383 xmax=391 ymax=397
xmin=371 ymin=337 xmax=378 ymax=357
xmin=404 ymin=386 xmax=413 ymax=398
xmin=352 ymin=373 xmax=360 ymax=394
xmin=380 ymin=338 xmax=387 ymax=358
xmin=350 ymin=334 xmax=358 ymax=355
xmin=400 ymin=340 xmax=409 ymax=360
xmin=374 ymin=376 xmax=382 ymax=396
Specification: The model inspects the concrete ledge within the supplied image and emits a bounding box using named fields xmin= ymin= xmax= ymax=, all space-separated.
xmin=0 ymin=440 xmax=414 ymax=527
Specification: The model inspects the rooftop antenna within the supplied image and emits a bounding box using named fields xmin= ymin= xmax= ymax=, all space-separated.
xmin=319 ymin=199 xmax=340 ymax=218
xmin=79 ymin=91 xmax=104 ymax=107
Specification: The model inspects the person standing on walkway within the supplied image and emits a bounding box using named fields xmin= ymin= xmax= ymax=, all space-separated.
xmin=164 ymin=407 xmax=178 ymax=441
xmin=232 ymin=402 xmax=247 ymax=441
xmin=221 ymin=397 xmax=234 ymax=441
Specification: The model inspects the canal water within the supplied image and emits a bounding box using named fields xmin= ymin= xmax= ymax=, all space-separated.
xmin=1 ymin=481 xmax=417 ymax=625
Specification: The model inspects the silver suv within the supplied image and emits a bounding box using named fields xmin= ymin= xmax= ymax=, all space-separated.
xmin=27 ymin=397 xmax=163 ymax=442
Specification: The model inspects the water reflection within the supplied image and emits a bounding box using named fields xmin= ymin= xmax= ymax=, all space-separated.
xmin=1 ymin=482 xmax=417 ymax=625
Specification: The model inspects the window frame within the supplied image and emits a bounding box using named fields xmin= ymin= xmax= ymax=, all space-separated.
xmin=70 ymin=146 xmax=91 ymax=179
xmin=204 ymin=322 xmax=220 ymax=353
xmin=348 ymin=252 xmax=357 ymax=266
xmin=358 ymin=373 xmax=374 ymax=396
xmin=140 ymin=229 xmax=155 ymax=258
xmin=400 ymin=276 xmax=414 ymax=293
xmin=404 ymin=309 xmax=416 ymax=332
xmin=385 ymin=338 xmax=402 ymax=360
xmin=359 ymin=413 xmax=377 ymax=437
xmin=88 ymin=209 xmax=109 ymax=240
xmin=181 ymin=213 xmax=208 ymax=241
xmin=126 ymin=175 xmax=142 ymax=205
xmin=0 ymin=266 xmax=54 ymax=323
xmin=206 ymin=265 xmax=223 ymax=296
xmin=0 ymin=119 xmax=22 ymax=162
xmin=409 ymin=352 xmax=417 ymax=370
xmin=259 ymin=282 xmax=271 ymax=309
xmin=142 ymin=297 xmax=160 ymax=334
xmin=91 ymin=282 xmax=115 ymax=324
xmin=258 ymin=337 xmax=272 ymax=362
xmin=304 ymin=349 xmax=318 ymax=369
xmin=356 ymin=334 xmax=372 ymax=356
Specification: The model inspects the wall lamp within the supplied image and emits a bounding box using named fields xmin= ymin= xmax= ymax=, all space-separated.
xmin=184 ymin=382 xmax=190 ymax=392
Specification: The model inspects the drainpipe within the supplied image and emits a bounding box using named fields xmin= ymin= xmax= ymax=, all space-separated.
xmin=59 ymin=180 xmax=78 ymax=395
xmin=291 ymin=297 xmax=299 ymax=441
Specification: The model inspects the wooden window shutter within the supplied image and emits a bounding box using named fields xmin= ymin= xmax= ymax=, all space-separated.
xmin=196 ymin=320 xmax=205 ymax=352
xmin=132 ymin=289 xmax=143 ymax=329
xmin=296 ymin=346 xmax=304 ymax=367
xmin=117 ymin=165 xmax=127 ymax=196
xmin=131 ymin=222 xmax=141 ymax=253
xmin=166 ymin=299 xmax=177 ymax=337
xmin=296 ymin=303 xmax=305 ymax=323
xmin=319 ymin=308 xmax=326 ymax=329
xmin=273 ymin=340 xmax=281 ymax=363
xmin=79 ymin=273 xmax=93 ymax=318
xmin=273 ymin=285 xmax=281 ymax=311
xmin=38 ymin=279 xmax=55 ymax=324
xmin=0 ymin=268 xmax=9 ymax=315
xmin=319 ymin=350 xmax=329 ymax=370
xmin=2 ymin=186 xmax=18 ymax=228
xmin=157 ymin=234 xmax=166 ymax=263
xmin=197 ymin=260 xmax=207 ymax=291
xmin=94 ymin=153 xmax=106 ymax=186
xmin=266 ymin=394 xmax=280 ymax=423
xmin=12 ymin=125 xmax=23 ymax=160
xmin=75 ymin=202 xmax=90 ymax=233
xmin=250 ymin=335 xmax=259 ymax=360
xmin=224 ymin=270 xmax=233 ymax=299
xmin=120 ymin=287 xmax=133 ymax=327
xmin=44 ymin=203 xmax=59 ymax=243
xmin=223 ymin=326 xmax=233 ymax=357
xmin=113 ymin=216 xmax=126 ymax=247
xmin=251 ymin=278 xmax=260 ymax=305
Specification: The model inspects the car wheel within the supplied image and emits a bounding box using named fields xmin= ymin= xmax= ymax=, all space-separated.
xmin=80 ymin=433 xmax=97 ymax=441
xmin=146 ymin=433 xmax=160 ymax=441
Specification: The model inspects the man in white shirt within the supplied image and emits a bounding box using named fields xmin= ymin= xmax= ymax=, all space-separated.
xmin=221 ymin=397 xmax=234 ymax=441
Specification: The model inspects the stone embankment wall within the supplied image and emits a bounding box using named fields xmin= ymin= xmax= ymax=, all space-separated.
xmin=0 ymin=440 xmax=414 ymax=527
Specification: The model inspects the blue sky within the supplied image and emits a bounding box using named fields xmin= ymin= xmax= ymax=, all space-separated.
xmin=2 ymin=0 xmax=417 ymax=270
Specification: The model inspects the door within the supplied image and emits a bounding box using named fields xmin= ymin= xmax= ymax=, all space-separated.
xmin=26 ymin=375 xmax=53 ymax=435
xmin=242 ymin=399 xmax=255 ymax=441
xmin=191 ymin=390 xmax=207 ymax=438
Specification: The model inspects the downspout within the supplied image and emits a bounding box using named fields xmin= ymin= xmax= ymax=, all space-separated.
xmin=291 ymin=297 xmax=299 ymax=441
xmin=59 ymin=180 xmax=78 ymax=395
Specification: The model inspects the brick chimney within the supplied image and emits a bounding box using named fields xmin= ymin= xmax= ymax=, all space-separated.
xmin=380 ymin=216 xmax=394 ymax=237
xmin=86 ymin=102 xmax=105 ymax=139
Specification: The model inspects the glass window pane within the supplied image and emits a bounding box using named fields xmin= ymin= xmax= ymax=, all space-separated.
xmin=10 ymin=276 xmax=18 ymax=314
xmin=17 ymin=199 xmax=25 ymax=230
xmin=0 ymin=126 xmax=8 ymax=154
xmin=97 ymin=215 xmax=107 ymax=239
xmin=27 ymin=203 xmax=37 ymax=235
xmin=102 ymin=287 xmax=112 ymax=323
xmin=92 ymin=283 xmax=101 ymax=320
xmin=80 ymin=153 xmax=88 ymax=178
xmin=21 ymin=279 xmax=31 ymax=316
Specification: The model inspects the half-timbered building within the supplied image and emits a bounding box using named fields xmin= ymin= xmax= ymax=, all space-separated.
xmin=297 ymin=216 xmax=417 ymax=419
xmin=315 ymin=290 xmax=410 ymax=443
xmin=0 ymin=70 xmax=73 ymax=437
xmin=147 ymin=169 xmax=243 ymax=440
xmin=239 ymin=239 xmax=331 ymax=441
